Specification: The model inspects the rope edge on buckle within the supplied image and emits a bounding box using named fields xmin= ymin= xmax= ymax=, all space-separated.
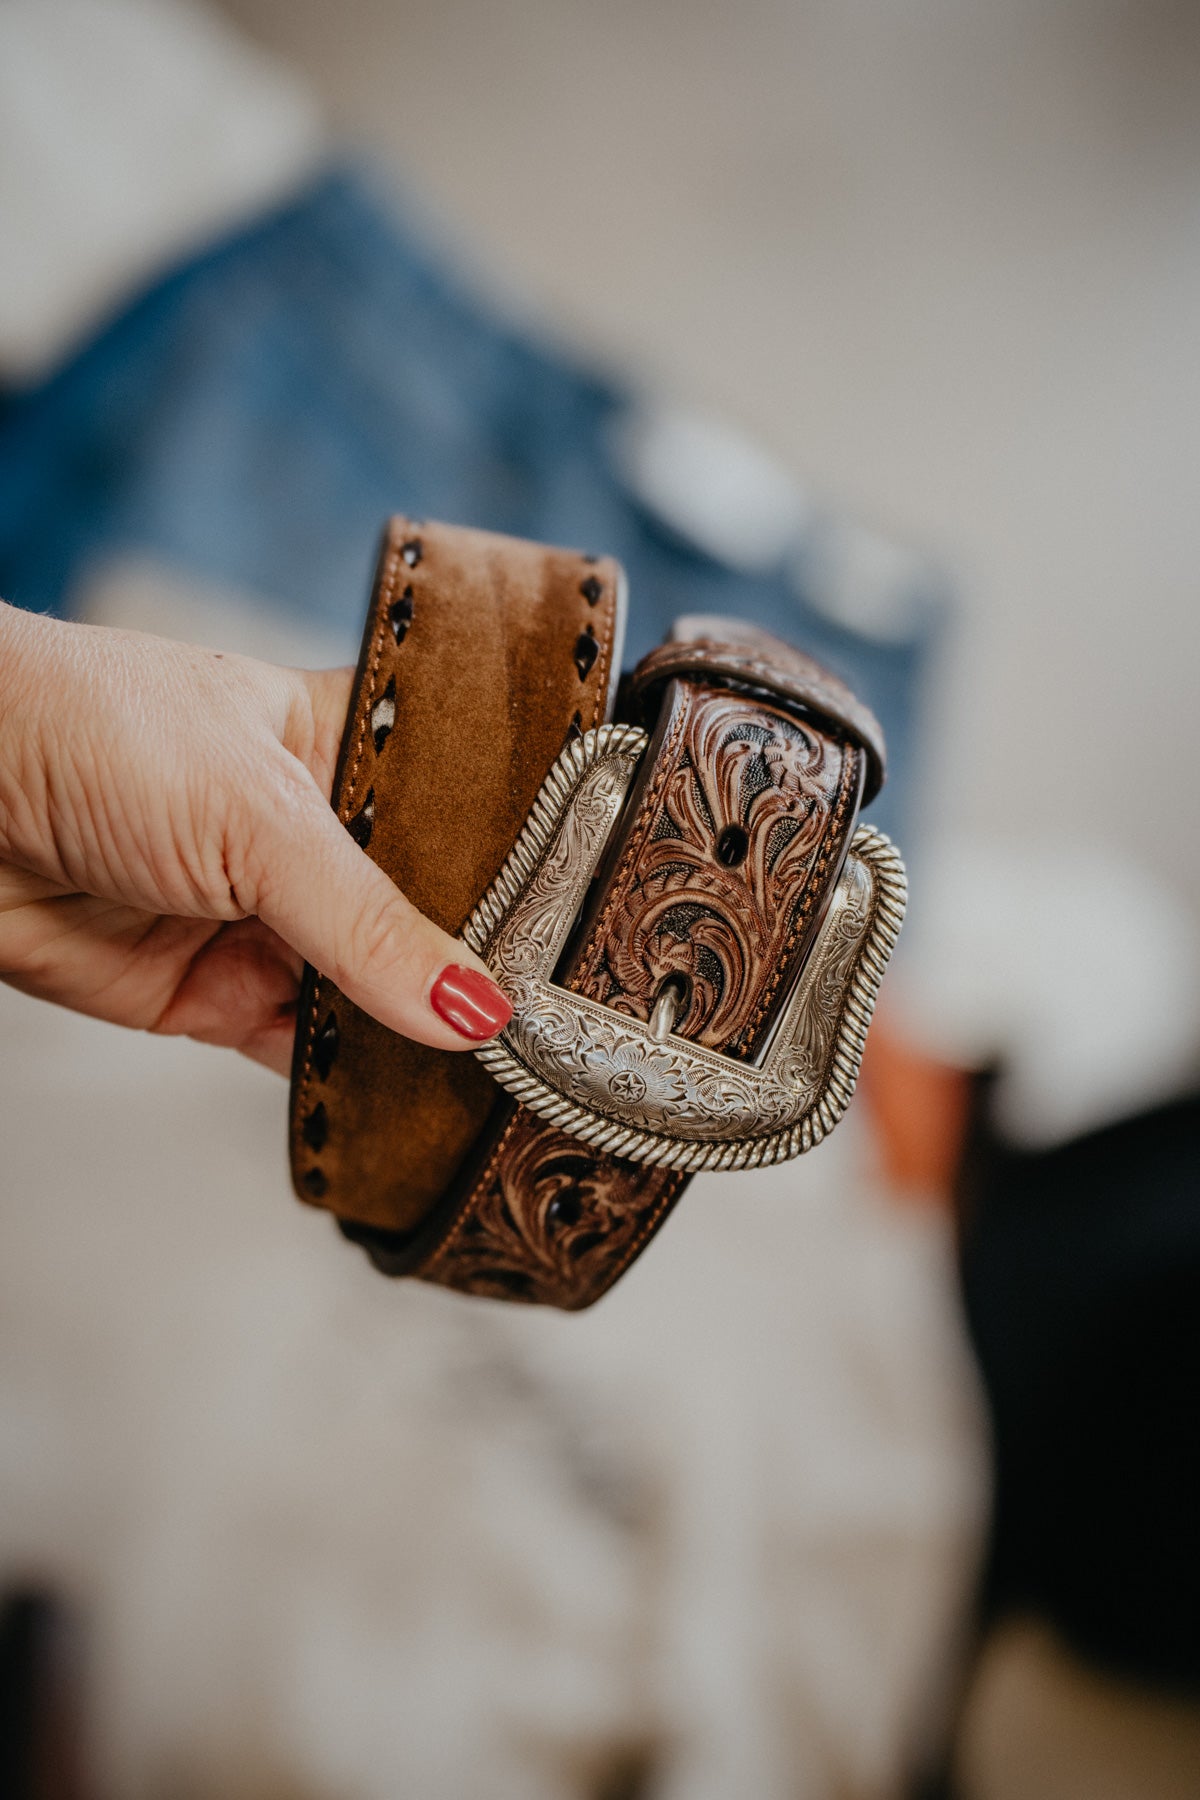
xmin=461 ymin=722 xmax=647 ymax=944
xmin=463 ymin=727 xmax=906 ymax=1174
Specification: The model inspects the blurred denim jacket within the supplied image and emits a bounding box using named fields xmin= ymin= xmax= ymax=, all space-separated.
xmin=0 ymin=168 xmax=942 ymax=847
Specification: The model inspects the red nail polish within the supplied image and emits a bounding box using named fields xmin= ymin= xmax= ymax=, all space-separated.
xmin=429 ymin=964 xmax=513 ymax=1041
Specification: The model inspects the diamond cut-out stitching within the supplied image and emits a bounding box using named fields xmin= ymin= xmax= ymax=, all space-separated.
xmin=371 ymin=677 xmax=396 ymax=753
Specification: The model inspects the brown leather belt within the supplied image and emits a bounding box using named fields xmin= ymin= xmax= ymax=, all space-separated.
xmin=288 ymin=518 xmax=904 ymax=1309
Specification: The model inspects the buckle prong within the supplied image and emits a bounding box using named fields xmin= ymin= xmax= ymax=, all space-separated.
xmin=649 ymin=977 xmax=687 ymax=1042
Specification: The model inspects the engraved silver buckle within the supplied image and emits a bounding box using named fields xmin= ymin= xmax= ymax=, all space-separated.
xmin=462 ymin=725 xmax=906 ymax=1172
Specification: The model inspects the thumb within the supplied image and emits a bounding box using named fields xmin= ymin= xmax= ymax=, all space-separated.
xmin=245 ymin=762 xmax=512 ymax=1052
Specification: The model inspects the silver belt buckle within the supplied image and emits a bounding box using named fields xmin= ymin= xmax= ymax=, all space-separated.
xmin=464 ymin=725 xmax=906 ymax=1172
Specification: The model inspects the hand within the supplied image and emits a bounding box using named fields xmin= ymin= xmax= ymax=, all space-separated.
xmin=0 ymin=602 xmax=512 ymax=1075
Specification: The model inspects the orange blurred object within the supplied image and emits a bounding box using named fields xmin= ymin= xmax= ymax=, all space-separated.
xmin=859 ymin=1009 xmax=973 ymax=1205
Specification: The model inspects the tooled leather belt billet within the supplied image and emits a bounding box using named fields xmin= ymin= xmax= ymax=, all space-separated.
xmin=288 ymin=518 xmax=905 ymax=1309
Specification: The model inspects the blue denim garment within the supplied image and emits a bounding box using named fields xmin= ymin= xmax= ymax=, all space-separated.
xmin=0 ymin=168 xmax=941 ymax=843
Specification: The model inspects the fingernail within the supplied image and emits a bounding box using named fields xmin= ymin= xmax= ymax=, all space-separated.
xmin=429 ymin=964 xmax=513 ymax=1041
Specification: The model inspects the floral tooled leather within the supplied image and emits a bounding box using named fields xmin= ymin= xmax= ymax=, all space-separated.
xmin=629 ymin=628 xmax=885 ymax=799
xmin=569 ymin=685 xmax=861 ymax=1052
xmin=419 ymin=1116 xmax=686 ymax=1310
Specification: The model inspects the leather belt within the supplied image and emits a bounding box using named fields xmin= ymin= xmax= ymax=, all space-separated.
xmin=289 ymin=518 xmax=904 ymax=1309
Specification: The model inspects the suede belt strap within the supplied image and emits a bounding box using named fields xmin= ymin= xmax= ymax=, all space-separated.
xmin=289 ymin=518 xmax=887 ymax=1309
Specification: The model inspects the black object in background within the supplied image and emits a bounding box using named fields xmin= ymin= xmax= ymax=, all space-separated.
xmin=0 ymin=1587 xmax=92 ymax=1800
xmin=959 ymin=1091 xmax=1200 ymax=1692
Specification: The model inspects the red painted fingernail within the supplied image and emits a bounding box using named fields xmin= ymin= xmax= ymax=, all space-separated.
xmin=429 ymin=964 xmax=513 ymax=1041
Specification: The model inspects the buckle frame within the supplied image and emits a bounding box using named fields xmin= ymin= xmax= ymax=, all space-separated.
xmin=463 ymin=725 xmax=906 ymax=1172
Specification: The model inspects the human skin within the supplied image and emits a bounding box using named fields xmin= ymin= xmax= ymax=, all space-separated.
xmin=0 ymin=602 xmax=511 ymax=1076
